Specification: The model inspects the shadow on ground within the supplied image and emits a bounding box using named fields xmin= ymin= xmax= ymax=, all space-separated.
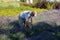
xmin=0 ymin=20 xmax=60 ymax=40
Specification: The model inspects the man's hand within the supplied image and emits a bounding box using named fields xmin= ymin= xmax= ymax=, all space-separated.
xmin=24 ymin=19 xmax=29 ymax=27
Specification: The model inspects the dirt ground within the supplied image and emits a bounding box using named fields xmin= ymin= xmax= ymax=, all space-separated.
xmin=0 ymin=10 xmax=60 ymax=25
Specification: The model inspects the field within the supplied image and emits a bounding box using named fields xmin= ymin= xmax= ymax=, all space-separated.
xmin=0 ymin=1 xmax=60 ymax=40
xmin=0 ymin=2 xmax=47 ymax=16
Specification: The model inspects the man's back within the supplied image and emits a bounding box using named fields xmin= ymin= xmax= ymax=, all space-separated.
xmin=19 ymin=11 xmax=31 ymax=19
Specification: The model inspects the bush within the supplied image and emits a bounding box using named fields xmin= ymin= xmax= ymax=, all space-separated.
xmin=34 ymin=1 xmax=48 ymax=9
xmin=34 ymin=1 xmax=60 ymax=9
xmin=53 ymin=2 xmax=60 ymax=9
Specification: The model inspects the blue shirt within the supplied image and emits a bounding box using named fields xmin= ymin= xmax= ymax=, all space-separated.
xmin=19 ymin=11 xmax=31 ymax=19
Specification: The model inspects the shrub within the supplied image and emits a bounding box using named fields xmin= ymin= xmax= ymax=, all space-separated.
xmin=53 ymin=2 xmax=60 ymax=9
xmin=46 ymin=2 xmax=54 ymax=10
xmin=34 ymin=1 xmax=47 ymax=9
xmin=34 ymin=1 xmax=60 ymax=9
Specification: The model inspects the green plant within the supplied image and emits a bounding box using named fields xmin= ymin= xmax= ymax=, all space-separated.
xmin=0 ymin=34 xmax=10 ymax=40
xmin=46 ymin=2 xmax=53 ymax=10
xmin=9 ymin=32 xmax=25 ymax=40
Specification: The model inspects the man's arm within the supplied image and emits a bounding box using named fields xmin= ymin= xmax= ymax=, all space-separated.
xmin=24 ymin=18 xmax=29 ymax=24
xmin=31 ymin=16 xmax=33 ymax=24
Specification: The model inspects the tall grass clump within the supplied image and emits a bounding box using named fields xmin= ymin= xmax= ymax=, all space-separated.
xmin=46 ymin=0 xmax=57 ymax=10
xmin=46 ymin=2 xmax=53 ymax=10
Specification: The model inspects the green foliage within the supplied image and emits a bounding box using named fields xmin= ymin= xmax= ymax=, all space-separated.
xmin=0 ymin=34 xmax=10 ymax=40
xmin=9 ymin=32 xmax=25 ymax=40
xmin=46 ymin=2 xmax=53 ymax=10
xmin=53 ymin=0 xmax=57 ymax=2
xmin=33 ymin=0 xmax=38 ymax=3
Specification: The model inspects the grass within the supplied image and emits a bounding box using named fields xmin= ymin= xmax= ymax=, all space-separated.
xmin=0 ymin=6 xmax=47 ymax=16
xmin=0 ymin=2 xmax=47 ymax=16
xmin=46 ymin=2 xmax=52 ymax=10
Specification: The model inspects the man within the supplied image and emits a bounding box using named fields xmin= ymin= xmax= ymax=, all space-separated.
xmin=18 ymin=11 xmax=37 ymax=28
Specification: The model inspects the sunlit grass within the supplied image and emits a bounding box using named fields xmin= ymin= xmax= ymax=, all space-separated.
xmin=0 ymin=7 xmax=19 ymax=16
xmin=0 ymin=2 xmax=47 ymax=16
xmin=0 ymin=6 xmax=47 ymax=16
